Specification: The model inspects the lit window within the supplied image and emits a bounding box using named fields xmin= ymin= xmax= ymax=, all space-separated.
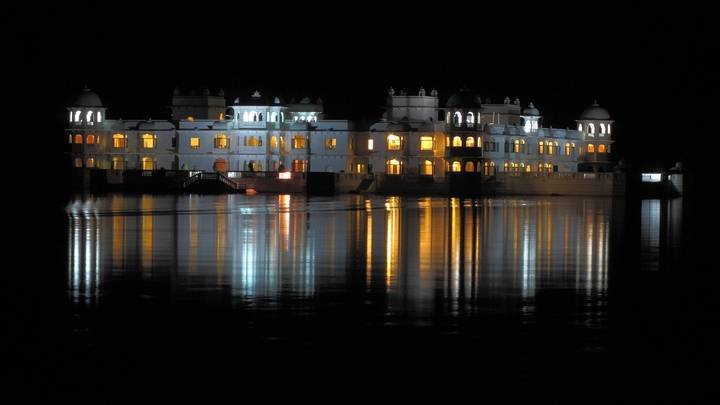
xmin=465 ymin=137 xmax=474 ymax=147
xmin=219 ymin=113 xmax=225 ymax=120
xmin=387 ymin=134 xmax=401 ymax=150
xmin=386 ymin=159 xmax=401 ymax=175
xmin=525 ymin=163 xmax=532 ymax=172
xmin=483 ymin=161 xmax=496 ymax=176
xmin=112 ymin=134 xmax=126 ymax=148
xmin=74 ymin=134 xmax=83 ymax=144
xmin=186 ymin=116 xmax=194 ymax=121
xmin=600 ymin=123 xmax=606 ymax=134
xmin=466 ymin=112 xmax=474 ymax=125
xmin=292 ymin=159 xmax=307 ymax=172
xmin=564 ymin=143 xmax=572 ymax=156
xmin=538 ymin=141 xmax=545 ymax=154
xmin=97 ymin=112 xmax=102 ymax=122
xmin=74 ymin=158 xmax=83 ymax=168
xmin=141 ymin=157 xmax=154 ymax=170
xmin=69 ymin=111 xmax=73 ymax=123
xmin=292 ymin=136 xmax=306 ymax=149
xmin=453 ymin=111 xmax=462 ymax=126
xmin=513 ymin=140 xmax=521 ymax=153
xmin=74 ymin=111 xmax=81 ymax=122
xmin=86 ymin=134 xmax=95 ymax=145
xmin=246 ymin=136 xmax=259 ymax=147
xmin=465 ymin=161 xmax=474 ymax=172
xmin=607 ymin=124 xmax=611 ymax=134
xmin=548 ymin=141 xmax=557 ymax=155
xmin=190 ymin=137 xmax=200 ymax=149
xmin=452 ymin=136 xmax=462 ymax=147
xmin=325 ymin=138 xmax=337 ymax=150
xmin=368 ymin=139 xmax=374 ymax=150
xmin=451 ymin=161 xmax=462 ymax=172
xmin=86 ymin=111 xmax=94 ymax=123
xmin=578 ymin=123 xmax=583 ymax=132
xmin=504 ymin=162 xmax=510 ymax=172
xmin=270 ymin=136 xmax=278 ymax=148
xmin=420 ymin=136 xmax=433 ymax=151
xmin=68 ymin=134 xmax=73 ymax=144
xmin=142 ymin=133 xmax=156 ymax=149
xmin=86 ymin=157 xmax=94 ymax=168
xmin=598 ymin=144 xmax=607 ymax=153
xmin=112 ymin=157 xmax=125 ymax=170
xmin=215 ymin=134 xmax=229 ymax=149
xmin=588 ymin=123 xmax=595 ymax=134
xmin=420 ymin=160 xmax=433 ymax=176
xmin=587 ymin=143 xmax=596 ymax=153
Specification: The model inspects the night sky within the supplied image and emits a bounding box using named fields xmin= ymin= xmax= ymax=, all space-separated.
xmin=17 ymin=5 xmax=712 ymax=171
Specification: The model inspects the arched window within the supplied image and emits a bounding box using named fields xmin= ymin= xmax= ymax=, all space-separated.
xmin=112 ymin=133 xmax=126 ymax=148
xmin=587 ymin=143 xmax=596 ymax=153
xmin=600 ymin=123 xmax=606 ymax=134
xmin=420 ymin=160 xmax=433 ymax=176
xmin=598 ymin=144 xmax=607 ymax=153
xmin=588 ymin=123 xmax=595 ymax=134
xmin=215 ymin=134 xmax=230 ymax=148
xmin=466 ymin=112 xmax=474 ymax=125
xmin=86 ymin=157 xmax=94 ymax=168
xmin=97 ymin=112 xmax=102 ymax=122
xmin=465 ymin=161 xmax=475 ymax=172
xmin=525 ymin=163 xmax=532 ymax=173
xmin=74 ymin=111 xmax=81 ymax=122
xmin=483 ymin=161 xmax=496 ymax=176
xmin=74 ymin=158 xmax=83 ymax=168
xmin=548 ymin=141 xmax=557 ymax=155
xmin=387 ymin=134 xmax=401 ymax=150
xmin=453 ymin=111 xmax=462 ymax=126
xmin=607 ymin=124 xmax=611 ymax=134
xmin=142 ymin=133 xmax=156 ymax=149
xmin=451 ymin=161 xmax=462 ymax=172
xmin=465 ymin=137 xmax=475 ymax=147
xmin=292 ymin=159 xmax=307 ymax=172
xmin=270 ymin=136 xmax=278 ymax=148
xmin=74 ymin=134 xmax=83 ymax=144
xmin=86 ymin=111 xmax=94 ymax=123
xmin=86 ymin=134 xmax=95 ymax=145
xmin=111 ymin=157 xmax=125 ymax=170
xmin=258 ymin=113 xmax=263 ymax=121
xmin=386 ymin=159 xmax=401 ymax=175
xmin=452 ymin=136 xmax=462 ymax=147
xmin=578 ymin=123 xmax=583 ymax=132
xmin=564 ymin=143 xmax=572 ymax=156
xmin=513 ymin=139 xmax=521 ymax=153
xmin=538 ymin=141 xmax=545 ymax=154
xmin=141 ymin=157 xmax=154 ymax=171
xmin=504 ymin=162 xmax=510 ymax=172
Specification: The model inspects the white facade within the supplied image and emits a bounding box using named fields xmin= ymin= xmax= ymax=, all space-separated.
xmin=66 ymin=87 xmax=614 ymax=177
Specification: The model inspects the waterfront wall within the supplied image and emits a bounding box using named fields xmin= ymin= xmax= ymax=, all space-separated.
xmin=487 ymin=172 xmax=625 ymax=196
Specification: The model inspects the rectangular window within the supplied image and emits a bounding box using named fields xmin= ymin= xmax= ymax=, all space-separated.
xmin=190 ymin=137 xmax=200 ymax=149
xmin=292 ymin=136 xmax=306 ymax=149
xmin=368 ymin=139 xmax=374 ymax=150
xmin=142 ymin=135 xmax=156 ymax=149
xmin=420 ymin=136 xmax=433 ymax=151
xmin=292 ymin=159 xmax=307 ymax=172
xmin=325 ymin=138 xmax=337 ymax=150
xmin=215 ymin=135 xmax=229 ymax=149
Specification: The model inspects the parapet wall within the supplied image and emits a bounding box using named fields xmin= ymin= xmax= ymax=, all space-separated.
xmin=487 ymin=173 xmax=625 ymax=196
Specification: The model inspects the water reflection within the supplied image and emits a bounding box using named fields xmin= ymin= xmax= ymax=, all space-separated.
xmin=64 ymin=194 xmax=668 ymax=321
xmin=640 ymin=197 xmax=683 ymax=271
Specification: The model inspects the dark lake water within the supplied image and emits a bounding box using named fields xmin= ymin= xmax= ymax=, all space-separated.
xmin=12 ymin=193 xmax=714 ymax=402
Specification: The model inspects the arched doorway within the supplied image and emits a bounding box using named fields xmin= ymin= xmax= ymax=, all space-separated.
xmin=213 ymin=158 xmax=228 ymax=172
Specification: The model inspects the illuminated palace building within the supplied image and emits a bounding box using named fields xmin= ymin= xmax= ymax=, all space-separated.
xmin=67 ymin=86 xmax=614 ymax=178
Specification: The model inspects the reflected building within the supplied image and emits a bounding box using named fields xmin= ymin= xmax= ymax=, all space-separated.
xmin=66 ymin=194 xmax=622 ymax=319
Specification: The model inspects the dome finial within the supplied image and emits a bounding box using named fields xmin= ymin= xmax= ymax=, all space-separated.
xmin=593 ymin=99 xmax=599 ymax=106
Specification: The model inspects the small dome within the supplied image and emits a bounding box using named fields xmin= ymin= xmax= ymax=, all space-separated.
xmin=523 ymin=102 xmax=540 ymax=116
xmin=580 ymin=102 xmax=611 ymax=120
xmin=73 ymin=86 xmax=103 ymax=107
xmin=445 ymin=89 xmax=482 ymax=108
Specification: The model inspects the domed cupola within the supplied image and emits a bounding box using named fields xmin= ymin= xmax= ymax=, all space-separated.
xmin=68 ymin=86 xmax=106 ymax=127
xmin=521 ymin=102 xmax=542 ymax=132
xmin=445 ymin=88 xmax=482 ymax=129
xmin=576 ymin=100 xmax=613 ymax=137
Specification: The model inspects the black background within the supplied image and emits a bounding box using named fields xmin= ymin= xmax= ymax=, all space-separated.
xmin=8 ymin=3 xmax=717 ymax=402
